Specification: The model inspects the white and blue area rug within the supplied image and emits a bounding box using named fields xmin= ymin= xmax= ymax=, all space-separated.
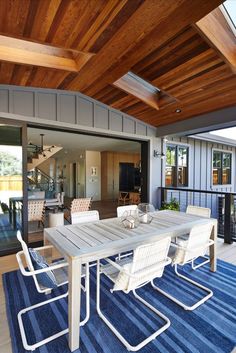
xmin=3 ymin=259 xmax=236 ymax=353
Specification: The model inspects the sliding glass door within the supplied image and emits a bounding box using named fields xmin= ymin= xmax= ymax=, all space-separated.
xmin=0 ymin=120 xmax=27 ymax=255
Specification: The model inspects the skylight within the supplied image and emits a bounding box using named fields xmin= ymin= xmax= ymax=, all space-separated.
xmin=221 ymin=0 xmax=236 ymax=36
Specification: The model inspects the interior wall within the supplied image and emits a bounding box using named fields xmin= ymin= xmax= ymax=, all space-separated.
xmin=101 ymin=151 xmax=140 ymax=200
xmin=85 ymin=151 xmax=101 ymax=201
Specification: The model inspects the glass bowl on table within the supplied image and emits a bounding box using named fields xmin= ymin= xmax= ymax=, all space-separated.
xmin=138 ymin=203 xmax=155 ymax=224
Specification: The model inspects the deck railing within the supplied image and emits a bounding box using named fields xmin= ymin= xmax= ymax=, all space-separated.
xmin=159 ymin=187 xmax=236 ymax=244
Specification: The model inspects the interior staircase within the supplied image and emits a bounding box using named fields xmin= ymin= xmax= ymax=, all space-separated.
xmin=27 ymin=145 xmax=62 ymax=171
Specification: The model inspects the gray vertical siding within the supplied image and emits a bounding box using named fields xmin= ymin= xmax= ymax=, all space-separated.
xmin=165 ymin=136 xmax=236 ymax=217
xmin=0 ymin=85 xmax=157 ymax=138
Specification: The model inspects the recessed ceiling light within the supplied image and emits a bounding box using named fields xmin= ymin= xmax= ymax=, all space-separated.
xmin=175 ymin=108 xmax=181 ymax=113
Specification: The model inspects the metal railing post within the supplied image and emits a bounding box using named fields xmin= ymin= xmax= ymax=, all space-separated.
xmin=161 ymin=187 xmax=165 ymax=207
xmin=224 ymin=193 xmax=233 ymax=244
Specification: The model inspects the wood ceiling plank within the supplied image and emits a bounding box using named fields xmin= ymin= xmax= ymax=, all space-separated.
xmin=24 ymin=66 xmax=68 ymax=89
xmin=168 ymin=65 xmax=232 ymax=98
xmin=0 ymin=0 xmax=30 ymax=36
xmin=195 ymin=7 xmax=236 ymax=72
xmin=131 ymin=27 xmax=198 ymax=74
xmin=152 ymin=49 xmax=221 ymax=90
xmin=134 ymin=30 xmax=209 ymax=81
xmin=110 ymin=95 xmax=139 ymax=110
xmin=67 ymin=0 xmax=222 ymax=95
xmin=0 ymin=62 xmax=15 ymax=84
xmin=10 ymin=65 xmax=33 ymax=86
xmin=78 ymin=0 xmax=128 ymax=52
xmin=30 ymin=0 xmax=62 ymax=42
xmin=153 ymin=88 xmax=236 ymax=126
xmin=65 ymin=1 xmax=107 ymax=49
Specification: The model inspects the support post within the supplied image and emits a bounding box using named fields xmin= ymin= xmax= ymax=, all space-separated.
xmin=224 ymin=193 xmax=233 ymax=244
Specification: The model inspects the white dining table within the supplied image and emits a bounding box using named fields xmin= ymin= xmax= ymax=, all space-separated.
xmin=44 ymin=210 xmax=217 ymax=352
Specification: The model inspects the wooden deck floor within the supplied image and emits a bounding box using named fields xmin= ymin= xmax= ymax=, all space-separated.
xmin=0 ymin=239 xmax=235 ymax=353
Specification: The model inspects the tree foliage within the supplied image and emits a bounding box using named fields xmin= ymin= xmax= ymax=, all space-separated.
xmin=0 ymin=151 xmax=21 ymax=176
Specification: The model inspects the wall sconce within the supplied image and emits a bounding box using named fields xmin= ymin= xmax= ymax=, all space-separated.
xmin=153 ymin=150 xmax=165 ymax=159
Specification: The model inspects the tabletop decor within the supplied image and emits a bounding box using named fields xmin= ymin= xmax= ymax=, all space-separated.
xmin=138 ymin=203 xmax=155 ymax=223
xmin=121 ymin=209 xmax=140 ymax=229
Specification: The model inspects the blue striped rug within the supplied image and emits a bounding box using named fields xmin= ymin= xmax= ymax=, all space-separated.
xmin=3 ymin=259 xmax=236 ymax=353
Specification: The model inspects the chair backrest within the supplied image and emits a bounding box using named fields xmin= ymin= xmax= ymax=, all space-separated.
xmin=16 ymin=231 xmax=34 ymax=272
xmin=28 ymin=200 xmax=45 ymax=222
xmin=117 ymin=205 xmax=138 ymax=218
xmin=118 ymin=191 xmax=131 ymax=205
xmin=71 ymin=198 xmax=91 ymax=213
xmin=123 ymin=237 xmax=171 ymax=292
xmin=186 ymin=205 xmax=211 ymax=218
xmin=174 ymin=222 xmax=213 ymax=265
xmin=71 ymin=210 xmax=100 ymax=224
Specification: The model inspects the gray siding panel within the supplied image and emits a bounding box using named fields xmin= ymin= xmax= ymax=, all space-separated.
xmin=38 ymin=92 xmax=57 ymax=121
xmin=123 ymin=116 xmax=135 ymax=134
xmin=95 ymin=104 xmax=109 ymax=130
xmin=136 ymin=122 xmax=147 ymax=136
xmin=0 ymin=89 xmax=9 ymax=113
xmin=13 ymin=90 xmax=34 ymax=116
xmin=77 ymin=96 xmax=93 ymax=127
xmin=0 ymin=84 xmax=157 ymax=138
xmin=109 ymin=111 xmax=123 ymax=132
xmin=59 ymin=94 xmax=76 ymax=124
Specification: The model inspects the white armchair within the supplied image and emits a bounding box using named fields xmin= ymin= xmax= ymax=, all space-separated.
xmin=153 ymin=222 xmax=214 ymax=311
xmin=16 ymin=231 xmax=90 ymax=351
xmin=96 ymin=237 xmax=171 ymax=351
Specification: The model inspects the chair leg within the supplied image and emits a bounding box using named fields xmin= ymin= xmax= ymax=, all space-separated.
xmin=18 ymin=266 xmax=90 ymax=351
xmin=192 ymin=256 xmax=210 ymax=270
xmin=96 ymin=260 xmax=170 ymax=352
xmin=80 ymin=263 xmax=90 ymax=326
xmin=18 ymin=292 xmax=69 ymax=351
xmin=151 ymin=264 xmax=213 ymax=311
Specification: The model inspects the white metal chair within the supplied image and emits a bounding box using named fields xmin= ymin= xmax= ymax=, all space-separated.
xmin=16 ymin=231 xmax=90 ymax=351
xmin=97 ymin=237 xmax=171 ymax=351
xmin=116 ymin=205 xmax=138 ymax=260
xmin=186 ymin=205 xmax=211 ymax=218
xmin=28 ymin=199 xmax=45 ymax=228
xmin=71 ymin=210 xmax=99 ymax=225
xmin=186 ymin=205 xmax=211 ymax=269
xmin=117 ymin=204 xmax=138 ymax=218
xmin=153 ymin=223 xmax=214 ymax=311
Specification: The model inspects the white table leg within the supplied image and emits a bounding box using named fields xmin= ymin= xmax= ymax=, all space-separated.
xmin=210 ymin=219 xmax=217 ymax=272
xmin=68 ymin=258 xmax=81 ymax=351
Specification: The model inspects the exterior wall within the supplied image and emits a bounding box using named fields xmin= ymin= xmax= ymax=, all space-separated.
xmin=163 ymin=135 xmax=236 ymax=217
xmin=0 ymin=85 xmax=162 ymax=207
xmin=0 ymin=85 xmax=156 ymax=138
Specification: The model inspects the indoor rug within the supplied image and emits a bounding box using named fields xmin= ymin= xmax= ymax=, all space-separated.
xmin=3 ymin=259 xmax=236 ymax=353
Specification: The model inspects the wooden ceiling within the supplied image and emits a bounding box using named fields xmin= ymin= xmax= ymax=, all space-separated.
xmin=0 ymin=0 xmax=235 ymax=128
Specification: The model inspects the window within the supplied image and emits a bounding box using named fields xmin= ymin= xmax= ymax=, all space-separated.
xmin=165 ymin=145 xmax=188 ymax=187
xmin=212 ymin=150 xmax=232 ymax=185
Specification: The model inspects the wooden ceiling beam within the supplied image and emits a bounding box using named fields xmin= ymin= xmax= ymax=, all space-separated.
xmin=0 ymin=35 xmax=94 ymax=72
xmin=194 ymin=7 xmax=236 ymax=73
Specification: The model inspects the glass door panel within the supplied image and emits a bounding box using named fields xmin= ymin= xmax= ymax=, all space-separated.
xmin=0 ymin=125 xmax=23 ymax=254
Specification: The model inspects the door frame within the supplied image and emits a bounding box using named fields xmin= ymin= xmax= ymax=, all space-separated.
xmin=0 ymin=117 xmax=28 ymax=256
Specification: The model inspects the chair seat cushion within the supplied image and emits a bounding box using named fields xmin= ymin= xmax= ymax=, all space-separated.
xmin=29 ymin=249 xmax=58 ymax=289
